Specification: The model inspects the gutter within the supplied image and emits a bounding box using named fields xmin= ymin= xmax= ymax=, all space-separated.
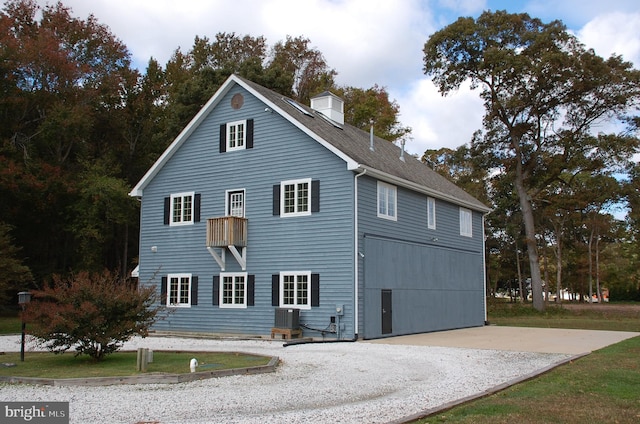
xmin=355 ymin=165 xmax=492 ymax=214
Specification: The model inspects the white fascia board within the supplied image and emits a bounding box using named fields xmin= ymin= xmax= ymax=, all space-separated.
xmin=128 ymin=77 xmax=238 ymax=197
xmin=357 ymin=165 xmax=493 ymax=213
xmin=233 ymin=79 xmax=360 ymax=171
xmin=130 ymin=74 xmax=361 ymax=197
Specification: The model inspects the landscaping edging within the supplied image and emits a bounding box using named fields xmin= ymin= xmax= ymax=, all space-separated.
xmin=0 ymin=355 xmax=279 ymax=386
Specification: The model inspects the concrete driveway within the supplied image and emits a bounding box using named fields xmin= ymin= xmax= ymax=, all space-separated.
xmin=366 ymin=325 xmax=640 ymax=354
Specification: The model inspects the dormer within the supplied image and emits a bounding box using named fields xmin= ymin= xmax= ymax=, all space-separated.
xmin=310 ymin=91 xmax=344 ymax=125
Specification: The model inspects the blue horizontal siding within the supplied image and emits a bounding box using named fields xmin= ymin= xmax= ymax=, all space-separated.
xmin=138 ymin=85 xmax=356 ymax=337
xmin=356 ymin=174 xmax=485 ymax=338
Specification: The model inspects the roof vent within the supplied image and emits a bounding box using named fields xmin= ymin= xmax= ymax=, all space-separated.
xmin=310 ymin=91 xmax=344 ymax=125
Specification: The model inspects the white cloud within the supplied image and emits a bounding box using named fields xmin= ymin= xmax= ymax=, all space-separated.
xmin=576 ymin=12 xmax=640 ymax=66
xmin=258 ymin=0 xmax=435 ymax=88
xmin=392 ymin=79 xmax=485 ymax=155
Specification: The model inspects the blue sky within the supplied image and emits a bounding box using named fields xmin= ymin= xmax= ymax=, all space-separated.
xmin=32 ymin=0 xmax=640 ymax=155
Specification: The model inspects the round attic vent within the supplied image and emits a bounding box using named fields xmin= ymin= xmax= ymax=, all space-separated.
xmin=231 ymin=93 xmax=244 ymax=110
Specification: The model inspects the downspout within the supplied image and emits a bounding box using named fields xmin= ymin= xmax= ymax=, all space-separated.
xmin=353 ymin=168 xmax=367 ymax=339
xmin=482 ymin=212 xmax=489 ymax=325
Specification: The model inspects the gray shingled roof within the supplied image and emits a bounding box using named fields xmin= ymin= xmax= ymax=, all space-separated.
xmin=240 ymin=76 xmax=489 ymax=212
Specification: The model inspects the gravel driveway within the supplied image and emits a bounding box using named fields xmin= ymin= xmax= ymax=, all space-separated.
xmin=0 ymin=334 xmax=574 ymax=423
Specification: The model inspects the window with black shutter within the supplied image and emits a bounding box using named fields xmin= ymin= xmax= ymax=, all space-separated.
xmin=273 ymin=179 xmax=320 ymax=217
xmin=220 ymin=119 xmax=254 ymax=153
xmin=274 ymin=271 xmax=318 ymax=309
xmin=164 ymin=192 xmax=199 ymax=226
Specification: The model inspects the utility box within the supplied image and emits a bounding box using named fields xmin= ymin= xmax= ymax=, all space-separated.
xmin=336 ymin=304 xmax=344 ymax=316
xmin=274 ymin=308 xmax=300 ymax=329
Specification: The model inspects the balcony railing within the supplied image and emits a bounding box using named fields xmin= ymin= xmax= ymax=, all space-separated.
xmin=206 ymin=216 xmax=247 ymax=247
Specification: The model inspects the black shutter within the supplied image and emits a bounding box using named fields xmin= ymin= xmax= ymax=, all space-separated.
xmin=246 ymin=119 xmax=254 ymax=149
xmin=311 ymin=273 xmax=320 ymax=307
xmin=247 ymin=275 xmax=255 ymax=306
xmin=212 ymin=276 xmax=220 ymax=306
xmin=272 ymin=185 xmax=280 ymax=216
xmin=219 ymin=124 xmax=227 ymax=153
xmin=194 ymin=193 xmax=201 ymax=223
xmin=161 ymin=276 xmax=167 ymax=304
xmin=191 ymin=276 xmax=198 ymax=305
xmin=164 ymin=197 xmax=170 ymax=225
xmin=311 ymin=180 xmax=320 ymax=213
xmin=271 ymin=274 xmax=279 ymax=306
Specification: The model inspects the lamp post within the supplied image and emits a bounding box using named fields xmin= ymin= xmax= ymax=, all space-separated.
xmin=18 ymin=291 xmax=31 ymax=362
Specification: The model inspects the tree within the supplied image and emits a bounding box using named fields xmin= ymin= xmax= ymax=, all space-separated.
xmin=423 ymin=10 xmax=640 ymax=310
xmin=70 ymin=159 xmax=140 ymax=274
xmin=422 ymin=145 xmax=489 ymax=203
xmin=337 ymin=85 xmax=411 ymax=144
xmin=0 ymin=222 xmax=33 ymax=305
xmin=24 ymin=270 xmax=164 ymax=361
xmin=1 ymin=0 xmax=132 ymax=166
xmin=267 ymin=35 xmax=336 ymax=105
xmin=0 ymin=0 xmax=138 ymax=282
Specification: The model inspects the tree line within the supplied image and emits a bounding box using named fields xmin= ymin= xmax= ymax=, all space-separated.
xmin=1 ymin=1 xmax=639 ymax=309
xmin=0 ymin=0 xmax=409 ymax=305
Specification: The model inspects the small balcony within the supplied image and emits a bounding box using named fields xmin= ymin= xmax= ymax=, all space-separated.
xmin=206 ymin=216 xmax=248 ymax=247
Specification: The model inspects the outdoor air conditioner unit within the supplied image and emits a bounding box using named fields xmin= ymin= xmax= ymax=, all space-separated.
xmin=274 ymin=308 xmax=300 ymax=330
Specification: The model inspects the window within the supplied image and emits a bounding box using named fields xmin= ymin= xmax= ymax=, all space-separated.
xmin=377 ymin=181 xmax=397 ymax=221
xmin=213 ymin=275 xmax=254 ymax=307
xmin=227 ymin=120 xmax=246 ymax=151
xmin=460 ymin=207 xmax=473 ymax=237
xmin=220 ymin=273 xmax=247 ymax=308
xmin=282 ymin=178 xmax=311 ymax=217
xmin=219 ymin=119 xmax=253 ymax=153
xmin=170 ymin=192 xmax=194 ymax=226
xmin=167 ymin=273 xmax=192 ymax=307
xmin=273 ymin=180 xmax=319 ymax=216
xmin=164 ymin=193 xmax=200 ymax=226
xmin=427 ymin=197 xmax=436 ymax=229
xmin=280 ymin=271 xmax=311 ymax=309
xmin=226 ymin=189 xmax=245 ymax=217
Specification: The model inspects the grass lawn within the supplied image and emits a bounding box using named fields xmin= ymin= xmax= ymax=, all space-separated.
xmin=0 ymin=350 xmax=272 ymax=378
xmin=414 ymin=302 xmax=640 ymax=424
xmin=0 ymin=315 xmax=271 ymax=379
xmin=487 ymin=301 xmax=640 ymax=332
xmin=0 ymin=316 xmax=21 ymax=334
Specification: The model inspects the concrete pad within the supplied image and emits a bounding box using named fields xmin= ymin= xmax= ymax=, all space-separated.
xmin=366 ymin=326 xmax=640 ymax=354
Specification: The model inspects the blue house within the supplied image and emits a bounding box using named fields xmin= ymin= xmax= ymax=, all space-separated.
xmin=129 ymin=74 xmax=491 ymax=340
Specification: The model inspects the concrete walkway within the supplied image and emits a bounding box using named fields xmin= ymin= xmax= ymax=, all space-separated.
xmin=367 ymin=325 xmax=640 ymax=354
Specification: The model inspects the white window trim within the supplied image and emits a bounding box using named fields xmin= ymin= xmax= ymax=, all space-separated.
xmin=377 ymin=181 xmax=397 ymax=221
xmin=226 ymin=120 xmax=247 ymax=152
xmin=225 ymin=189 xmax=246 ymax=217
xmin=280 ymin=271 xmax=311 ymax=310
xmin=281 ymin=178 xmax=312 ymax=217
xmin=167 ymin=273 xmax=191 ymax=308
xmin=460 ymin=207 xmax=473 ymax=237
xmin=427 ymin=197 xmax=436 ymax=229
xmin=219 ymin=272 xmax=247 ymax=309
xmin=169 ymin=192 xmax=195 ymax=226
